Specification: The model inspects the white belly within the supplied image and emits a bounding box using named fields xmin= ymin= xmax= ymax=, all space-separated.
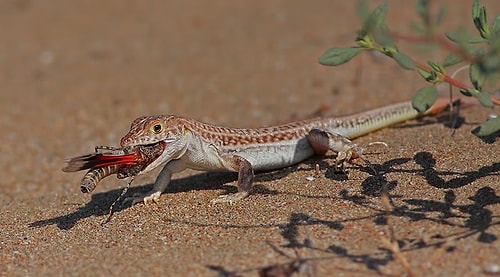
xmin=225 ymin=138 xmax=315 ymax=171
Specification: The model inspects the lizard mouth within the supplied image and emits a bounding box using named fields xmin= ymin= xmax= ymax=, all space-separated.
xmin=116 ymin=141 xmax=167 ymax=178
xmin=62 ymin=141 xmax=167 ymax=193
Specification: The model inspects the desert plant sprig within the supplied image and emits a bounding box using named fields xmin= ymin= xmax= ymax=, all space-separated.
xmin=319 ymin=0 xmax=500 ymax=138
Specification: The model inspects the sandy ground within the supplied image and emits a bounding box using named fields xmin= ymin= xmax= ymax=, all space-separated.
xmin=1 ymin=1 xmax=499 ymax=276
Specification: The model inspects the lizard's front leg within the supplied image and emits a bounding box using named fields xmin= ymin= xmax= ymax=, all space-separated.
xmin=211 ymin=154 xmax=254 ymax=204
xmin=124 ymin=159 xmax=187 ymax=206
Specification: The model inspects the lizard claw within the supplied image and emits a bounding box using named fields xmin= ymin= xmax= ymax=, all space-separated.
xmin=210 ymin=192 xmax=249 ymax=205
xmin=123 ymin=191 xmax=162 ymax=206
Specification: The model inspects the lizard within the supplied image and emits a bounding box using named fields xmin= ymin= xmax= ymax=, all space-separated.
xmin=116 ymin=98 xmax=455 ymax=206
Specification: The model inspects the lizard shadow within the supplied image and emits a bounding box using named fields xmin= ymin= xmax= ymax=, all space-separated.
xmin=29 ymin=172 xmax=235 ymax=230
xmin=28 ymin=171 xmax=239 ymax=230
xmin=29 ymin=148 xmax=498 ymax=231
xmin=28 ymin=167 xmax=301 ymax=230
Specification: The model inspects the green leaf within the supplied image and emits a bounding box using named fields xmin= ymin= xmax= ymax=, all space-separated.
xmin=417 ymin=68 xmax=432 ymax=80
xmin=393 ymin=52 xmax=415 ymax=70
xmin=412 ymin=86 xmax=438 ymax=113
xmin=472 ymin=0 xmax=481 ymax=21
xmin=469 ymin=63 xmax=485 ymax=90
xmin=480 ymin=53 xmax=500 ymax=73
xmin=417 ymin=68 xmax=438 ymax=83
xmin=410 ymin=22 xmax=426 ymax=33
xmin=374 ymin=23 xmax=397 ymax=51
xmin=435 ymin=6 xmax=447 ymax=25
xmin=460 ymin=89 xmax=473 ymax=97
xmin=363 ymin=2 xmax=388 ymax=32
xmin=318 ymin=47 xmax=363 ymax=66
xmin=443 ymin=53 xmax=463 ymax=67
xmin=356 ymin=0 xmax=370 ymax=22
xmin=474 ymin=91 xmax=494 ymax=107
xmin=472 ymin=0 xmax=490 ymax=39
xmin=428 ymin=60 xmax=444 ymax=74
xmin=445 ymin=31 xmax=486 ymax=44
xmin=459 ymin=88 xmax=493 ymax=107
xmin=416 ymin=0 xmax=430 ymax=25
xmin=471 ymin=117 xmax=500 ymax=137
xmin=358 ymin=2 xmax=397 ymax=53
xmin=492 ymin=15 xmax=500 ymax=35
xmin=445 ymin=31 xmax=459 ymax=42
xmin=356 ymin=34 xmax=373 ymax=48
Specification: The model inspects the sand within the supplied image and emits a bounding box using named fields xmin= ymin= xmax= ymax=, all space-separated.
xmin=1 ymin=1 xmax=499 ymax=276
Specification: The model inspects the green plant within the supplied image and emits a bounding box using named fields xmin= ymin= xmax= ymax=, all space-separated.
xmin=319 ymin=0 xmax=500 ymax=138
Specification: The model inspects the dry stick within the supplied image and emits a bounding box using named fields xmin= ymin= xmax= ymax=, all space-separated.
xmin=448 ymin=65 xmax=471 ymax=134
xmin=301 ymin=224 xmax=316 ymax=277
xmin=379 ymin=181 xmax=415 ymax=277
xmin=428 ymin=237 xmax=458 ymax=266
xmin=260 ymin=239 xmax=310 ymax=277
xmin=101 ymin=176 xmax=135 ymax=226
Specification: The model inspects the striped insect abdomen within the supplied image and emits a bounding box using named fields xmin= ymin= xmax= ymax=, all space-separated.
xmin=80 ymin=165 xmax=120 ymax=193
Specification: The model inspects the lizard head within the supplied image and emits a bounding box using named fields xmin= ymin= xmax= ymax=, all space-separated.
xmin=120 ymin=115 xmax=184 ymax=147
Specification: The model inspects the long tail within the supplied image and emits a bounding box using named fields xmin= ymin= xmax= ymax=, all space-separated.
xmin=328 ymin=97 xmax=468 ymax=139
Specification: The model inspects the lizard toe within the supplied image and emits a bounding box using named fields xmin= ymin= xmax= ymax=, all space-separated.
xmin=123 ymin=191 xmax=162 ymax=206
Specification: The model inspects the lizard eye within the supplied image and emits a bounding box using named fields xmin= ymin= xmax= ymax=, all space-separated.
xmin=152 ymin=124 xmax=162 ymax=134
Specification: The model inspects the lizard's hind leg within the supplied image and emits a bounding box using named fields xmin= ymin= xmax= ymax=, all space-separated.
xmin=211 ymin=155 xmax=254 ymax=204
xmin=307 ymin=129 xmax=372 ymax=173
